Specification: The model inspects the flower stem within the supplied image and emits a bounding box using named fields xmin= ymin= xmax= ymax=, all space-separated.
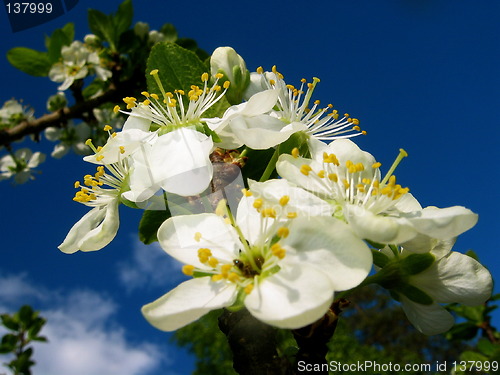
xmin=259 ymin=148 xmax=280 ymax=182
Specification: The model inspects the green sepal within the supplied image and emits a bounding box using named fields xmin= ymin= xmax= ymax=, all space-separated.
xmin=7 ymin=48 xmax=51 ymax=76
xmin=138 ymin=208 xmax=171 ymax=244
xmin=400 ymin=253 xmax=435 ymax=275
xmin=371 ymin=249 xmax=390 ymax=268
xmin=202 ymin=123 xmax=222 ymax=143
xmin=366 ymin=239 xmax=386 ymax=250
xmin=146 ymin=42 xmax=206 ymax=94
xmin=277 ymin=131 xmax=311 ymax=159
xmin=394 ymin=284 xmax=433 ymax=305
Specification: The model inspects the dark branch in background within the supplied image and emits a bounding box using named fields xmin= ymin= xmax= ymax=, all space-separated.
xmin=0 ymin=80 xmax=132 ymax=148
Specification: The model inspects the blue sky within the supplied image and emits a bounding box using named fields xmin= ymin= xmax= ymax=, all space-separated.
xmin=1 ymin=1 xmax=499 ymax=374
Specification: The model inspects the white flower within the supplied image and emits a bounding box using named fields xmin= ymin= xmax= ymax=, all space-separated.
xmin=45 ymin=121 xmax=92 ymax=158
xmin=112 ymin=70 xmax=231 ymax=198
xmin=276 ymin=139 xmax=478 ymax=245
xmin=49 ymin=41 xmax=111 ymax=91
xmin=382 ymin=240 xmax=493 ymax=335
xmin=0 ymin=148 xmax=45 ymax=184
xmin=49 ymin=41 xmax=90 ymax=91
xmin=0 ymin=99 xmax=34 ymax=124
xmin=122 ymin=127 xmax=214 ymax=202
xmin=58 ymin=159 xmax=130 ymax=253
xmin=141 ymin=181 xmax=372 ymax=331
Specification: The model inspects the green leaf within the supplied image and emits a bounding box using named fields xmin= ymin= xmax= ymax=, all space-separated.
xmin=445 ymin=321 xmax=479 ymax=341
xmin=400 ymin=253 xmax=435 ymax=275
xmin=1 ymin=333 xmax=18 ymax=352
xmin=146 ymin=42 xmax=207 ymax=94
xmin=477 ymin=338 xmax=497 ymax=356
xmin=61 ymin=22 xmax=75 ymax=41
xmin=18 ymin=305 xmax=35 ymax=326
xmin=114 ymin=0 xmax=133 ymax=36
xmin=7 ymin=48 xmax=51 ymax=76
xmin=88 ymin=9 xmax=115 ymax=49
xmin=138 ymin=208 xmax=171 ymax=244
xmin=448 ymin=304 xmax=485 ymax=323
xmin=160 ymin=23 xmax=178 ymax=42
xmin=47 ymin=30 xmax=70 ymax=63
xmin=1 ymin=314 xmax=20 ymax=331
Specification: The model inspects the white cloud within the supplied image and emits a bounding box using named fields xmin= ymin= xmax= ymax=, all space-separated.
xmin=117 ymin=238 xmax=187 ymax=293
xmin=0 ymin=273 xmax=165 ymax=375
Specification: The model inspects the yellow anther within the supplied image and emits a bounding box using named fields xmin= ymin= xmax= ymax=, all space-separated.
xmin=277 ymin=227 xmax=289 ymax=238
xmin=212 ymin=274 xmax=224 ymax=282
xmin=201 ymin=72 xmax=209 ymax=82
xmin=221 ymin=264 xmax=232 ymax=276
xmin=223 ymin=81 xmax=230 ymax=89
xmin=208 ymin=257 xmax=219 ymax=268
xmin=141 ymin=91 xmax=150 ymax=97
xmin=279 ymin=195 xmax=290 ymax=206
xmin=119 ymin=146 xmax=125 ymax=154
xmin=323 ymin=152 xmax=339 ymax=165
xmin=150 ymin=93 xmax=159 ymax=100
xmin=269 ymin=79 xmax=276 ymax=85
xmin=182 ymin=265 xmax=195 ymax=276
xmin=388 ymin=175 xmax=397 ymax=186
xmin=143 ymin=99 xmax=151 ymax=106
xmin=362 ymin=178 xmax=371 ymax=185
xmin=287 ymin=212 xmax=298 ymax=219
xmin=74 ymin=181 xmax=80 ymax=188
xmin=342 ymin=179 xmax=350 ymax=189
xmin=244 ymin=284 xmax=254 ymax=294
xmin=194 ymin=232 xmax=202 ymax=242
xmin=352 ymin=125 xmax=361 ymax=131
xmin=317 ymin=170 xmax=325 ymax=178
xmin=355 ymin=163 xmax=365 ymax=172
xmin=372 ymin=162 xmax=382 ymax=169
xmin=96 ymin=155 xmax=104 ymax=161
xmin=300 ymin=164 xmax=313 ymax=176
xmin=256 ymin=66 xmax=264 ymax=74
xmin=97 ymin=146 xmax=103 ymax=152
xmin=362 ymin=130 xmax=367 ymax=135
xmin=111 ymin=132 xmax=117 ymax=138
xmin=328 ymin=173 xmax=338 ymax=182
xmin=241 ymin=188 xmax=252 ymax=197
xmin=198 ymin=248 xmax=212 ymax=263
xmin=227 ymin=272 xmax=240 ymax=283
xmin=253 ymin=198 xmax=263 ymax=209
xmin=344 ymin=113 xmax=350 ymax=118
xmin=215 ymin=73 xmax=224 ymax=79
xmin=113 ymin=105 xmax=120 ymax=113
xmin=261 ymin=208 xmax=276 ymax=218
xmin=291 ymin=148 xmax=300 ymax=158
xmin=314 ymin=100 xmax=320 ymax=105
xmin=150 ymin=69 xmax=159 ymax=75
xmin=271 ymin=243 xmax=286 ymax=259
xmin=351 ymin=118 xmax=360 ymax=125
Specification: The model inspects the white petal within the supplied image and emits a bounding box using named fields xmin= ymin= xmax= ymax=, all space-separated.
xmin=241 ymin=90 xmax=279 ymax=116
xmin=142 ymin=277 xmax=238 ymax=331
xmin=344 ymin=204 xmax=417 ymax=244
xmin=411 ymin=252 xmax=493 ymax=305
xmin=51 ymin=144 xmax=69 ymax=159
xmin=229 ymin=115 xmax=301 ymax=150
xmin=276 ymin=154 xmax=332 ymax=197
xmin=123 ymin=108 xmax=152 ymax=131
xmin=403 ymin=206 xmax=478 ymax=239
xmin=244 ymin=263 xmax=334 ymax=329
xmin=58 ymin=200 xmax=120 ymax=253
xmin=157 ymin=213 xmax=242 ymax=267
xmin=153 ymin=128 xmax=214 ymax=196
xmin=282 ymin=216 xmax=372 ymax=291
xmin=400 ymin=296 xmax=454 ymax=335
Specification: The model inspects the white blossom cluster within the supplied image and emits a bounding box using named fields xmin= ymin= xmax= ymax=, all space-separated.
xmin=58 ymin=47 xmax=492 ymax=335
